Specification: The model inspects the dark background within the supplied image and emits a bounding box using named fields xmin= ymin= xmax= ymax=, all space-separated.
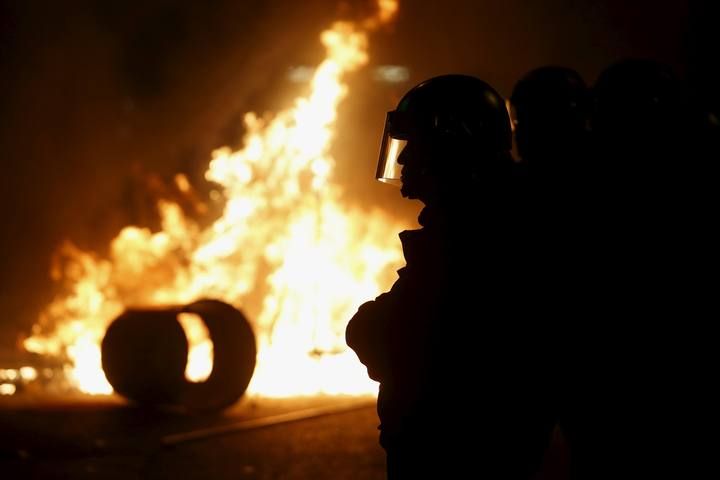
xmin=0 ymin=0 xmax=716 ymax=349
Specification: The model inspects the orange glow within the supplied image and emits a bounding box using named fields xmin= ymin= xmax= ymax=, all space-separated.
xmin=177 ymin=312 xmax=213 ymax=382
xmin=22 ymin=1 xmax=404 ymax=398
xmin=0 ymin=384 xmax=16 ymax=396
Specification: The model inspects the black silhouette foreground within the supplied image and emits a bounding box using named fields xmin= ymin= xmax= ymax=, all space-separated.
xmin=348 ymin=66 xmax=717 ymax=479
xmin=348 ymin=75 xmax=551 ymax=479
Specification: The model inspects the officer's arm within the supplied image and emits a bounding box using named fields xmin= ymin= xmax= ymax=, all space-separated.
xmin=346 ymin=266 xmax=419 ymax=381
xmin=346 ymin=292 xmax=394 ymax=382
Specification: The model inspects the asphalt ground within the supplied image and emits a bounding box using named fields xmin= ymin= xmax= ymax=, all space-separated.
xmin=0 ymin=395 xmax=386 ymax=479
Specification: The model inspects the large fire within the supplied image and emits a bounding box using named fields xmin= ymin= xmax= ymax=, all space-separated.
xmin=20 ymin=1 xmax=404 ymax=398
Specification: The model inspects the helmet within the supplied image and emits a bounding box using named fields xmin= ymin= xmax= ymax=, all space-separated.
xmin=376 ymin=74 xmax=512 ymax=187
xmin=511 ymin=66 xmax=588 ymax=122
xmin=510 ymin=66 xmax=590 ymax=166
xmin=592 ymin=59 xmax=688 ymax=180
xmin=593 ymin=59 xmax=685 ymax=140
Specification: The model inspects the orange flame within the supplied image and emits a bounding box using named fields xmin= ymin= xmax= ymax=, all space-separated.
xmin=23 ymin=1 xmax=403 ymax=398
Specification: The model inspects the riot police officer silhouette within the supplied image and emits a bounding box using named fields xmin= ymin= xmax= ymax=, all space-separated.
xmin=587 ymin=59 xmax=716 ymax=480
xmin=509 ymin=65 xmax=591 ymax=316
xmin=347 ymin=75 xmax=553 ymax=479
xmin=542 ymin=59 xmax=713 ymax=479
xmin=511 ymin=66 xmax=590 ymax=181
xmin=509 ymin=66 xmax=593 ymax=479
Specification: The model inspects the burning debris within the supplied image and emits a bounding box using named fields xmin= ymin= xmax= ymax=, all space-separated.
xmin=102 ymin=299 xmax=256 ymax=411
xmin=15 ymin=0 xmax=404 ymax=400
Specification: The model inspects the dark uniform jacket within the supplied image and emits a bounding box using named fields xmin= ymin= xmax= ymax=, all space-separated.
xmin=346 ymin=205 xmax=553 ymax=477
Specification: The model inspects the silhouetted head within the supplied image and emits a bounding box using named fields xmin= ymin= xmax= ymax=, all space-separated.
xmin=510 ymin=66 xmax=590 ymax=172
xmin=376 ymin=74 xmax=513 ymax=206
xmin=593 ymin=59 xmax=686 ymax=160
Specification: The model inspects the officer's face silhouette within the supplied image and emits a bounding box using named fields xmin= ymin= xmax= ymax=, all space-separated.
xmin=397 ymin=139 xmax=440 ymax=204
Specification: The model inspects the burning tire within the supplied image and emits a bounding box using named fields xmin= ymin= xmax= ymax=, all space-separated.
xmin=102 ymin=309 xmax=189 ymax=405
xmin=178 ymin=299 xmax=257 ymax=411
xmin=101 ymin=299 xmax=256 ymax=411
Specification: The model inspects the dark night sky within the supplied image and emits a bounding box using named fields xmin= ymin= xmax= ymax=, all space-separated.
xmin=0 ymin=0 xmax=715 ymax=348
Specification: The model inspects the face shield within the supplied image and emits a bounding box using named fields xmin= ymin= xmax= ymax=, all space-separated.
xmin=375 ymin=111 xmax=413 ymax=185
